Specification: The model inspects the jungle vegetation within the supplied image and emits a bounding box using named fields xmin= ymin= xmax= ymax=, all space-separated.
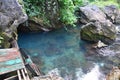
xmin=23 ymin=0 xmax=120 ymax=26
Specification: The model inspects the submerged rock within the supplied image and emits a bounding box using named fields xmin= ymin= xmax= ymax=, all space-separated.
xmin=0 ymin=0 xmax=27 ymax=48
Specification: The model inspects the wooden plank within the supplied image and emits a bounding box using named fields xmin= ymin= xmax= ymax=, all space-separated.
xmin=0 ymin=48 xmax=17 ymax=55
xmin=17 ymin=70 xmax=22 ymax=80
xmin=0 ymin=48 xmax=20 ymax=60
xmin=0 ymin=58 xmax=22 ymax=67
xmin=0 ymin=63 xmax=24 ymax=75
xmin=0 ymin=48 xmax=17 ymax=51
xmin=4 ymin=75 xmax=18 ymax=80
xmin=0 ymin=53 xmax=20 ymax=62
xmin=24 ymin=68 xmax=30 ymax=80
xmin=0 ymin=48 xmax=25 ymax=75
xmin=21 ymin=69 xmax=27 ymax=80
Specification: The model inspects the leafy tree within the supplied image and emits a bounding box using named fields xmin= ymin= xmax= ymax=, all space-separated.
xmin=23 ymin=0 xmax=119 ymax=27
xmin=23 ymin=0 xmax=84 ymax=26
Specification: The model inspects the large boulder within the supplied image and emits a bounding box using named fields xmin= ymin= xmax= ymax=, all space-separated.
xmin=80 ymin=21 xmax=116 ymax=44
xmin=0 ymin=0 xmax=28 ymax=48
xmin=77 ymin=5 xmax=107 ymax=24
xmin=103 ymin=5 xmax=120 ymax=24
xmin=79 ymin=5 xmax=117 ymax=44
xmin=19 ymin=0 xmax=62 ymax=32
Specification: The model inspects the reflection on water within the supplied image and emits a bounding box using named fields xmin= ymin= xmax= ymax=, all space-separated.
xmin=18 ymin=27 xmax=108 ymax=79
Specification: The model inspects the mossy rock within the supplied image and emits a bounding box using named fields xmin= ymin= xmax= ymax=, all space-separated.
xmin=0 ymin=32 xmax=10 ymax=48
xmin=80 ymin=22 xmax=116 ymax=44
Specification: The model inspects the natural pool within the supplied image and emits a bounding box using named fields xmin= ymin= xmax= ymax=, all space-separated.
xmin=18 ymin=26 xmax=119 ymax=80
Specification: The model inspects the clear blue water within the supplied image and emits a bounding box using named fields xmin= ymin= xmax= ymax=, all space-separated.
xmin=18 ymin=27 xmax=105 ymax=79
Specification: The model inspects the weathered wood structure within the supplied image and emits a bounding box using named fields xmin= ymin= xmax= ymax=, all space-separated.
xmin=0 ymin=48 xmax=24 ymax=75
xmin=0 ymin=48 xmax=41 ymax=80
xmin=0 ymin=40 xmax=64 ymax=80
xmin=0 ymin=48 xmax=28 ymax=80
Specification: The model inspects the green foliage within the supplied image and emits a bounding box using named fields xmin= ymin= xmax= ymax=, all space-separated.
xmin=89 ymin=0 xmax=119 ymax=8
xmin=58 ymin=0 xmax=76 ymax=25
xmin=73 ymin=0 xmax=84 ymax=7
xmin=23 ymin=0 xmax=44 ymax=17
xmin=57 ymin=0 xmax=84 ymax=25
xmin=23 ymin=0 xmax=84 ymax=26
xmin=23 ymin=0 xmax=120 ymax=26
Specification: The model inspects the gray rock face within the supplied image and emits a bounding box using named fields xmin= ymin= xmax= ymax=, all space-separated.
xmin=79 ymin=5 xmax=117 ymax=44
xmin=103 ymin=5 xmax=120 ymax=24
xmin=0 ymin=0 xmax=27 ymax=31
xmin=32 ymin=68 xmax=64 ymax=80
xmin=80 ymin=21 xmax=116 ymax=44
xmin=106 ymin=67 xmax=120 ymax=80
xmin=77 ymin=5 xmax=106 ymax=24
xmin=0 ymin=0 xmax=28 ymax=48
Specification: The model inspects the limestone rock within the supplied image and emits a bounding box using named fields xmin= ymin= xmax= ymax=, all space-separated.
xmin=77 ymin=5 xmax=106 ymax=24
xmin=94 ymin=40 xmax=108 ymax=48
xmin=32 ymin=68 xmax=64 ymax=80
xmin=106 ymin=67 xmax=120 ymax=80
xmin=103 ymin=5 xmax=120 ymax=24
xmin=47 ymin=68 xmax=64 ymax=80
xmin=20 ymin=0 xmax=62 ymax=32
xmin=78 ymin=5 xmax=117 ymax=44
xmin=20 ymin=17 xmax=61 ymax=32
xmin=0 ymin=0 xmax=28 ymax=48
xmin=80 ymin=21 xmax=116 ymax=44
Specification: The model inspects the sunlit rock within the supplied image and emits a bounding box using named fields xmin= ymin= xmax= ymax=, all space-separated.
xmin=94 ymin=40 xmax=108 ymax=48
xmin=103 ymin=5 xmax=120 ymax=24
xmin=78 ymin=5 xmax=117 ymax=44
xmin=32 ymin=68 xmax=64 ymax=80
xmin=106 ymin=66 xmax=120 ymax=80
xmin=80 ymin=21 xmax=116 ymax=44
xmin=77 ymin=5 xmax=106 ymax=24
xmin=116 ymin=25 xmax=120 ymax=33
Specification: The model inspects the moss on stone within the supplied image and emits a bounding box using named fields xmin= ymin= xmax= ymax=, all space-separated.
xmin=0 ymin=32 xmax=11 ymax=48
xmin=18 ymin=0 xmax=26 ymax=14
xmin=80 ymin=24 xmax=116 ymax=44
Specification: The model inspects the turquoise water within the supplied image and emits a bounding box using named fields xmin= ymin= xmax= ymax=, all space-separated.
xmin=18 ymin=27 xmax=105 ymax=79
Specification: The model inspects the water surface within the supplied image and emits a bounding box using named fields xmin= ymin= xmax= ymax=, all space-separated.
xmin=18 ymin=26 xmax=114 ymax=79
